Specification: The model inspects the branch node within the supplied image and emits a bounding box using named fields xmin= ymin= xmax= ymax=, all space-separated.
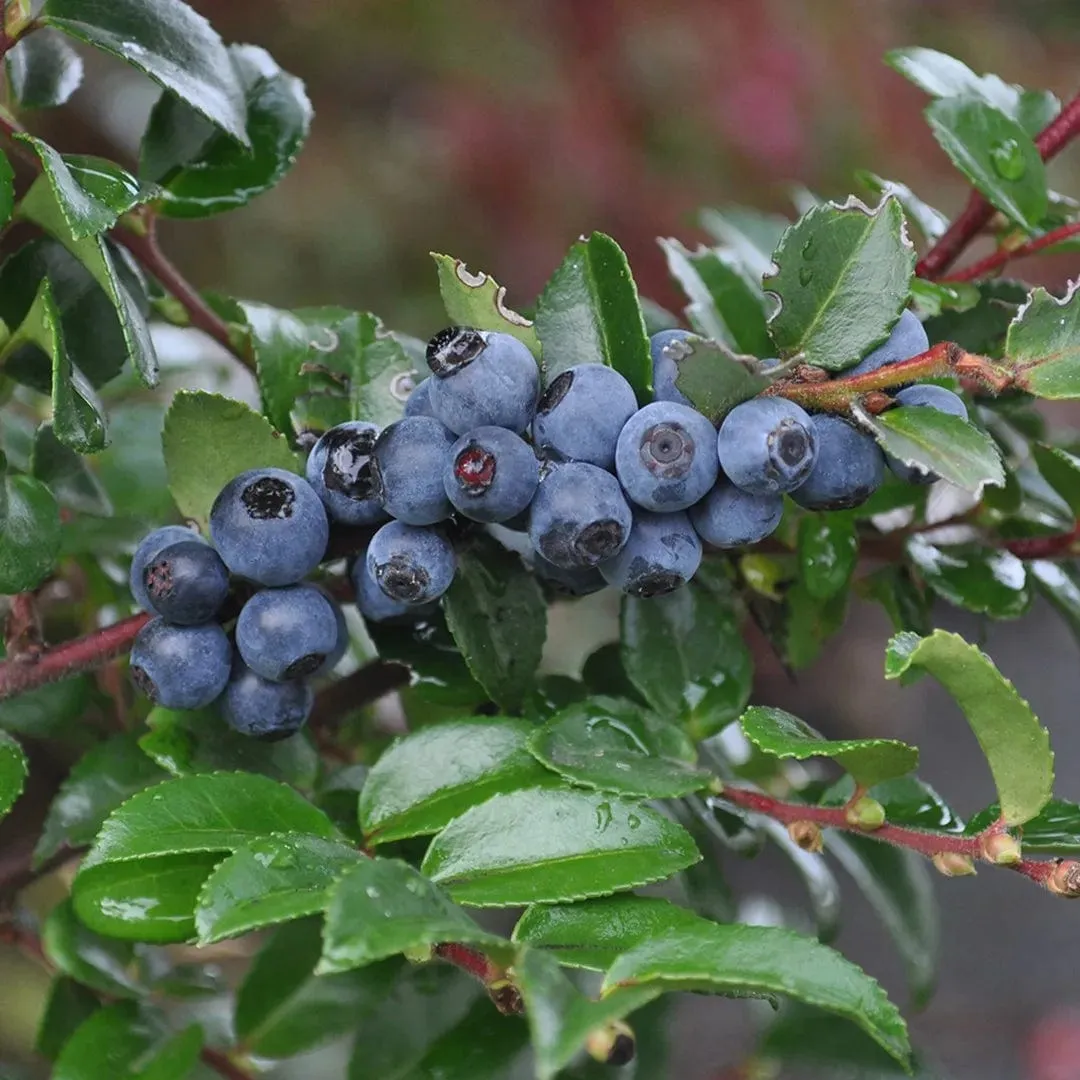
xmin=1046 ymin=859 xmax=1080 ymax=899
xmin=980 ymin=831 xmax=1023 ymax=866
xmin=844 ymin=796 xmax=886 ymax=831
xmin=932 ymin=852 xmax=978 ymax=877
xmin=787 ymin=820 xmax=824 ymax=853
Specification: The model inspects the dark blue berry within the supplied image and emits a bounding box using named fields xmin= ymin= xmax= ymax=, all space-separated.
xmin=650 ymin=329 xmax=694 ymax=407
xmin=129 ymin=618 xmax=231 ymax=710
xmin=210 ymin=468 xmax=328 ymax=587
xmin=426 ymin=327 xmax=539 ymax=434
xmin=367 ymin=520 xmax=456 ymax=605
xmin=848 ymin=310 xmax=929 ymax=376
xmin=222 ymin=660 xmax=313 ymax=741
xmin=305 ymin=421 xmax=387 ymax=526
xmin=351 ymin=555 xmax=426 ymax=622
xmin=615 ymin=401 xmax=718 ymax=511
xmin=313 ymin=591 xmax=349 ymax=676
xmin=443 ymin=426 xmax=539 ymax=523
xmin=404 ymin=376 xmax=436 ymax=418
xmin=716 ymin=398 xmax=817 ymax=495
xmin=791 ymin=415 xmax=885 ymax=510
xmin=531 ymin=553 xmax=607 ymax=597
xmin=142 ymin=540 xmax=230 ymax=625
xmin=130 ymin=526 xmax=205 ymax=612
xmin=598 ymin=510 xmax=702 ymax=597
xmin=236 ymin=585 xmax=341 ymax=682
xmin=887 ymin=384 xmax=969 ymax=485
xmin=533 ymin=364 xmax=638 ymax=470
xmin=528 ymin=462 xmax=632 ymax=569
xmin=370 ymin=416 xmax=456 ymax=526
xmin=689 ymin=478 xmax=783 ymax=548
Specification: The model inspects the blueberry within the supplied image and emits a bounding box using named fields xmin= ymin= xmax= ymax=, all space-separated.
xmin=790 ymin=415 xmax=885 ymax=510
xmin=351 ymin=555 xmax=424 ymax=622
xmin=367 ymin=520 xmax=456 ymax=604
xmin=716 ymin=397 xmax=817 ymax=496
xmin=313 ymin=590 xmax=349 ymax=676
xmin=531 ymin=553 xmax=608 ymax=597
xmin=848 ymin=310 xmax=929 ymax=376
xmin=236 ymin=584 xmax=341 ymax=682
xmin=210 ymin=468 xmax=329 ymax=587
xmin=222 ymin=659 xmax=313 ymax=741
xmin=370 ymin=416 xmax=456 ymax=525
xmin=129 ymin=618 xmax=232 ymax=710
xmin=650 ymin=329 xmax=694 ymax=406
xmin=305 ymin=421 xmax=387 ymax=526
xmin=404 ymin=376 xmax=436 ymax=419
xmin=443 ymin=426 xmax=539 ymax=523
xmin=142 ymin=540 xmax=230 ymax=625
xmin=887 ymin=384 xmax=969 ymax=485
xmin=528 ymin=462 xmax=632 ymax=569
xmin=130 ymin=525 xmax=206 ymax=612
xmin=533 ymin=364 xmax=638 ymax=470
xmin=598 ymin=510 xmax=702 ymax=597
xmin=615 ymin=401 xmax=719 ymax=511
xmin=426 ymin=327 xmax=539 ymax=434
xmin=689 ymin=479 xmax=783 ymax=547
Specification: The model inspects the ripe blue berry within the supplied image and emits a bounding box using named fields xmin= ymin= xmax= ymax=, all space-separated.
xmin=650 ymin=329 xmax=694 ymax=406
xmin=313 ymin=590 xmax=349 ymax=676
xmin=615 ymin=401 xmax=719 ymax=511
xmin=426 ymin=327 xmax=539 ymax=435
xmin=791 ymin=415 xmax=885 ymax=510
xmin=367 ymin=520 xmax=456 ymax=605
xmin=533 ymin=364 xmax=638 ymax=470
xmin=210 ymin=468 xmax=328 ymax=586
xmin=130 ymin=618 xmax=231 ymax=710
xmin=351 ymin=555 xmax=427 ymax=622
xmin=305 ymin=421 xmax=387 ymax=526
xmin=130 ymin=525 xmax=205 ymax=612
xmin=716 ymin=398 xmax=817 ymax=495
xmin=689 ymin=479 xmax=783 ymax=548
xmin=370 ymin=416 xmax=456 ymax=525
xmin=222 ymin=660 xmax=313 ymax=741
xmin=443 ymin=426 xmax=539 ymax=523
xmin=404 ymin=376 xmax=436 ymax=418
xmin=531 ymin=553 xmax=607 ymax=597
xmin=528 ymin=462 xmax=632 ymax=569
xmin=141 ymin=540 xmax=230 ymax=625
xmin=598 ymin=510 xmax=702 ymax=597
xmin=848 ymin=310 xmax=929 ymax=376
xmin=887 ymin=384 xmax=969 ymax=485
xmin=236 ymin=585 xmax=341 ymax=682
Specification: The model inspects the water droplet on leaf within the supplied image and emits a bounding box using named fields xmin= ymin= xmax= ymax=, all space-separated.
xmin=798 ymin=267 xmax=813 ymax=287
xmin=990 ymin=139 xmax=1027 ymax=181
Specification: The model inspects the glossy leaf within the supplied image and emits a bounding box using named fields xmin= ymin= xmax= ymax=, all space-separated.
xmin=6 ymin=30 xmax=84 ymax=108
xmin=699 ymin=205 xmax=790 ymax=280
xmin=925 ymin=277 xmax=1028 ymax=358
xmin=1032 ymin=445 xmax=1080 ymax=514
xmin=161 ymin=390 xmax=304 ymax=527
xmin=670 ymin=335 xmax=778 ymax=424
xmin=431 ymin=252 xmax=540 ymax=355
xmin=798 ymin=513 xmax=858 ymax=600
xmin=601 ymin=924 xmax=910 ymax=1065
xmin=856 ymin=170 xmax=948 ymax=243
xmin=740 ymin=706 xmax=918 ymax=789
xmin=36 ymin=978 xmax=100 ymax=1062
xmin=909 ymin=277 xmax=980 ymax=317
xmin=1005 ymin=284 xmax=1080 ymax=399
xmin=142 ymin=44 xmax=312 ymax=218
xmin=905 ymin=535 xmax=1031 ymax=618
xmin=763 ymin=197 xmax=915 ymax=372
xmin=854 ymin=568 xmax=927 ymax=636
xmin=820 ymin=775 xmax=965 ymax=834
xmin=621 ymin=582 xmax=752 ymax=741
xmin=195 ymin=833 xmax=361 ymax=944
xmin=1031 ymin=560 xmax=1080 ymax=649
xmin=407 ymin=995 xmax=530 ymax=1080
xmin=31 ymin=423 xmax=112 ymax=515
xmin=0 ymin=731 xmax=27 ymax=821
xmin=42 ymin=898 xmax=141 ymax=997
xmin=41 ymin=0 xmax=248 ymax=144
xmin=527 ymin=696 xmax=711 ymax=798
xmin=0 ymin=472 xmax=61 ymax=593
xmin=965 ymin=798 xmax=1080 ymax=853
xmin=422 ymin=787 xmax=700 ymax=907
xmin=360 ymin=718 xmax=552 ymax=844
xmin=0 ymin=149 xmax=14 ymax=227
xmin=443 ymin=532 xmax=547 ymax=712
xmin=320 ymin=857 xmax=506 ymax=973
xmin=783 ymin=577 xmax=849 ymax=670
xmin=885 ymin=630 xmax=1053 ymax=826
xmin=534 ymin=231 xmax=652 ymax=400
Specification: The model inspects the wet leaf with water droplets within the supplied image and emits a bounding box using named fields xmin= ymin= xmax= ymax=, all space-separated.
xmin=798 ymin=514 xmax=858 ymax=600
xmin=904 ymin=535 xmax=1030 ymax=618
xmin=1005 ymin=285 xmax=1080 ymax=399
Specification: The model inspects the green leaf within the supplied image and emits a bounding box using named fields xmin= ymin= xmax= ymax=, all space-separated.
xmin=421 ymin=787 xmax=700 ymax=907
xmin=534 ymin=232 xmax=652 ymax=400
xmin=0 ymin=730 xmax=27 ymax=821
xmin=36 ymin=978 xmax=100 ymax=1062
xmin=1004 ymin=284 xmax=1080 ymax=399
xmin=512 ymin=895 xmax=708 ymax=971
xmin=909 ymin=277 xmax=980 ymax=318
xmin=360 ymin=718 xmax=553 ymax=845
xmin=443 ymin=532 xmax=547 ymax=712
xmin=319 ymin=858 xmax=506 ymax=973
xmin=621 ymin=582 xmax=752 ymax=740
xmin=670 ymin=335 xmax=778 ymax=424
xmin=235 ymin=918 xmax=398 ymax=1059
xmin=0 ymin=668 xmax=90 ymax=739
xmin=142 ymin=44 xmax=311 ymax=218
xmin=1031 ymin=560 xmax=1080 ymax=650
xmin=965 ymin=798 xmax=1080 ymax=853
xmin=797 ymin=513 xmax=858 ymax=600
xmin=407 ymin=995 xmax=530 ymax=1080
xmin=857 ymin=566 xmax=931 ymax=636
xmin=6 ymin=30 xmax=84 ymax=108
xmin=699 ymin=205 xmax=790 ymax=280
xmin=0 ymin=472 xmax=61 ymax=592
xmin=763 ymin=197 xmax=915 ymax=372
xmin=783 ymin=577 xmax=850 ymax=670
xmin=0 ymin=148 xmax=14 ymax=228
xmin=602 ymin=924 xmax=910 ymax=1066
xmin=431 ymin=252 xmax=540 ymax=356
xmin=1032 ymin=445 xmax=1080 ymax=513
xmin=924 ymin=97 xmax=1046 ymax=231
xmin=658 ymin=238 xmax=772 ymax=355
xmin=195 ymin=833 xmax=361 ymax=944
xmin=885 ymin=630 xmax=1053 ymax=826
xmin=527 ymin=696 xmax=711 ymax=799
xmin=31 ymin=423 xmax=112 ymax=515
xmin=825 ymin=833 xmax=938 ymax=1007
xmin=855 ymin=171 xmax=948 ymax=243
xmin=42 ymin=898 xmax=141 ymax=997
xmin=739 ymin=706 xmax=918 ymax=789
xmin=925 ymin=278 xmax=1028 ymax=358
xmin=41 ymin=0 xmax=248 ymax=144
xmin=835 ymin=776 xmax=964 ymax=833
xmin=161 ymin=390 xmax=304 ymax=528
xmin=905 ymin=535 xmax=1031 ymax=618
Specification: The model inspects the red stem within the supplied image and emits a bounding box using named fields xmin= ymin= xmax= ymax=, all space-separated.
xmin=1005 ymin=522 xmax=1080 ymax=560
xmin=942 ymin=220 xmax=1080 ymax=283
xmin=200 ymin=1048 xmax=253 ymax=1080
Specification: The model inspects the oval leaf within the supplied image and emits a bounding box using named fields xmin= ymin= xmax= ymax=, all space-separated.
xmin=1006 ymin=284 xmax=1080 ymax=399
xmin=42 ymin=898 xmax=141 ymax=998
xmin=798 ymin=513 xmax=859 ymax=600
xmin=6 ymin=30 xmax=84 ymax=108
xmin=0 ymin=472 xmax=61 ymax=593
xmin=905 ymin=535 xmax=1030 ymax=618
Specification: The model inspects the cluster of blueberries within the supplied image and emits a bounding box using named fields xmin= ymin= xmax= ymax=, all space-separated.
xmin=125 ymin=308 xmax=963 ymax=738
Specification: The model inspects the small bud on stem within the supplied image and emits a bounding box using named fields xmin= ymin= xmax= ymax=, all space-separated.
xmin=788 ymin=820 xmax=824 ymax=853
xmin=933 ymin=852 xmax=978 ymax=878
xmin=844 ymin=796 xmax=886 ymax=831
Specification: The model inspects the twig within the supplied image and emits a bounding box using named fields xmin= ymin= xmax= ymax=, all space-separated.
xmin=942 ymin=221 xmax=1080 ymax=283
xmin=200 ymin=1048 xmax=254 ymax=1080
xmin=1005 ymin=522 xmax=1080 ymax=560
xmin=432 ymin=942 xmax=524 ymax=1015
